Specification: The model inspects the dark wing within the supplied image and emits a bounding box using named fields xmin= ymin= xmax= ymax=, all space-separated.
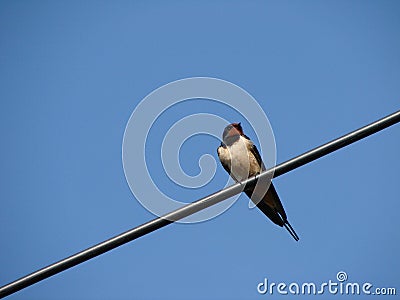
xmin=217 ymin=143 xmax=232 ymax=175
xmin=262 ymin=182 xmax=287 ymax=221
xmin=251 ymin=183 xmax=300 ymax=241
xmin=243 ymin=135 xmax=265 ymax=171
xmin=246 ymin=142 xmax=286 ymax=220
xmin=251 ymin=144 xmax=265 ymax=171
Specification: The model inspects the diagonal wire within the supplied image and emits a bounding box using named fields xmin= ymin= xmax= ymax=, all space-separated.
xmin=1 ymin=109 xmax=399 ymax=298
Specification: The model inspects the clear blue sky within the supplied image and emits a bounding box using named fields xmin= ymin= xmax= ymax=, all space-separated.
xmin=1 ymin=1 xmax=399 ymax=299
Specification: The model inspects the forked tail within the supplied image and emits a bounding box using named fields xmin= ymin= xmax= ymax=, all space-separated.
xmin=284 ymin=221 xmax=299 ymax=241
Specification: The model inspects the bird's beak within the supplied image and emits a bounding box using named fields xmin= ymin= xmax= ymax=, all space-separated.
xmin=227 ymin=127 xmax=241 ymax=137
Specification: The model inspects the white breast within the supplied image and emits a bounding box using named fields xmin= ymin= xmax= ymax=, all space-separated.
xmin=218 ymin=136 xmax=262 ymax=182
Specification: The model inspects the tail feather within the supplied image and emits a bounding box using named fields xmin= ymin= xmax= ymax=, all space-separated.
xmin=247 ymin=182 xmax=299 ymax=241
xmin=284 ymin=221 xmax=299 ymax=241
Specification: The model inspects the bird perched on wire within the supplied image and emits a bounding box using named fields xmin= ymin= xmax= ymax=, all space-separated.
xmin=217 ymin=122 xmax=299 ymax=241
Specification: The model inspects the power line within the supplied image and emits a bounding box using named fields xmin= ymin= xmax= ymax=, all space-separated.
xmin=1 ymin=109 xmax=399 ymax=298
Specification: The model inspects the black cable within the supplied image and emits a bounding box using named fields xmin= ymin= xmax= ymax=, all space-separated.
xmin=1 ymin=109 xmax=399 ymax=298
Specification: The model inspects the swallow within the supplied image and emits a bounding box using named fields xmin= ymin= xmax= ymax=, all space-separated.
xmin=217 ymin=123 xmax=299 ymax=241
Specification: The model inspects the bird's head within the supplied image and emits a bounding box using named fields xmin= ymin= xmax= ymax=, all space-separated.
xmin=222 ymin=122 xmax=243 ymax=144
